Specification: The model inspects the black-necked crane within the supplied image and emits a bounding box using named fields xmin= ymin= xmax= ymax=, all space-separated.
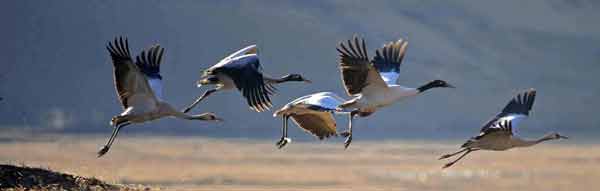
xmin=183 ymin=45 xmax=312 ymax=113
xmin=98 ymin=37 xmax=222 ymax=157
xmin=273 ymin=92 xmax=348 ymax=148
xmin=439 ymin=89 xmax=567 ymax=168
xmin=336 ymin=35 xmax=454 ymax=148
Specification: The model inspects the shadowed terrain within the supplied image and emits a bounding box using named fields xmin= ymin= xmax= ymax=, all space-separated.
xmin=0 ymin=134 xmax=597 ymax=190
xmin=0 ymin=164 xmax=121 ymax=190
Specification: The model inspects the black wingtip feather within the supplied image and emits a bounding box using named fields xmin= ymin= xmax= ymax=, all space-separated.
xmin=361 ymin=38 xmax=368 ymax=58
xmin=353 ymin=37 xmax=361 ymax=57
xmin=501 ymin=89 xmax=536 ymax=116
xmin=157 ymin=47 xmax=164 ymax=68
xmin=260 ymin=85 xmax=272 ymax=108
xmin=252 ymin=88 xmax=263 ymax=111
xmin=338 ymin=35 xmax=369 ymax=60
xmin=107 ymin=36 xmax=132 ymax=65
xmin=135 ymin=44 xmax=164 ymax=79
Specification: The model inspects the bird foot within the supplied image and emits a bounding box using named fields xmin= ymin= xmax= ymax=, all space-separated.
xmin=276 ymin=137 xmax=291 ymax=149
xmin=439 ymin=154 xmax=453 ymax=160
xmin=344 ymin=136 xmax=352 ymax=149
xmin=97 ymin=145 xmax=110 ymax=158
xmin=442 ymin=162 xmax=455 ymax=169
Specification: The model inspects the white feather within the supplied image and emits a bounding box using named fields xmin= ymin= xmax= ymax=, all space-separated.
xmin=380 ymin=71 xmax=400 ymax=85
xmin=297 ymin=92 xmax=346 ymax=110
xmin=492 ymin=114 xmax=528 ymax=135
xmin=148 ymin=78 xmax=163 ymax=100
xmin=213 ymin=44 xmax=258 ymax=68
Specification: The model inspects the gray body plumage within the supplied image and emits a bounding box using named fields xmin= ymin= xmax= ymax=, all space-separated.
xmin=98 ymin=37 xmax=220 ymax=157
xmin=439 ymin=89 xmax=567 ymax=168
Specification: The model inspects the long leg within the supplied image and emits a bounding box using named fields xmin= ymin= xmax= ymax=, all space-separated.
xmin=284 ymin=116 xmax=288 ymax=138
xmin=97 ymin=122 xmax=130 ymax=157
xmin=276 ymin=116 xmax=291 ymax=149
xmin=439 ymin=148 xmax=469 ymax=160
xmin=442 ymin=149 xmax=479 ymax=169
xmin=183 ymin=88 xmax=218 ymax=113
xmin=276 ymin=116 xmax=286 ymax=145
xmin=342 ymin=111 xmax=357 ymax=149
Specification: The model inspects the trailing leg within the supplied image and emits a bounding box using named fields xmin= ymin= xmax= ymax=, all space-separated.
xmin=442 ymin=149 xmax=479 ymax=169
xmin=341 ymin=110 xmax=358 ymax=149
xmin=439 ymin=148 xmax=469 ymax=160
xmin=276 ymin=116 xmax=291 ymax=149
xmin=183 ymin=88 xmax=218 ymax=113
xmin=97 ymin=122 xmax=130 ymax=157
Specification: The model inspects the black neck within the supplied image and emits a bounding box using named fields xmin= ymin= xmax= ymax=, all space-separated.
xmin=273 ymin=74 xmax=297 ymax=84
xmin=273 ymin=76 xmax=289 ymax=84
xmin=417 ymin=82 xmax=436 ymax=93
xmin=535 ymin=136 xmax=555 ymax=144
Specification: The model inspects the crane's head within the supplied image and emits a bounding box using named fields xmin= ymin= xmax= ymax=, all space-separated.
xmin=417 ymin=80 xmax=455 ymax=92
xmin=547 ymin=132 xmax=568 ymax=140
xmin=197 ymin=112 xmax=223 ymax=122
xmin=282 ymin=74 xmax=312 ymax=83
xmin=429 ymin=80 xmax=454 ymax=88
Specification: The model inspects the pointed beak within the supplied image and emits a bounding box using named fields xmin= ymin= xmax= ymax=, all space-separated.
xmin=214 ymin=117 xmax=224 ymax=122
xmin=303 ymin=79 xmax=312 ymax=84
xmin=446 ymin=84 xmax=456 ymax=88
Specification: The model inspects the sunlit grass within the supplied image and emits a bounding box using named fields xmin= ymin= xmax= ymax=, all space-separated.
xmin=0 ymin=135 xmax=597 ymax=190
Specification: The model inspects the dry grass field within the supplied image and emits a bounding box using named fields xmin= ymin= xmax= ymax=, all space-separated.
xmin=0 ymin=134 xmax=598 ymax=191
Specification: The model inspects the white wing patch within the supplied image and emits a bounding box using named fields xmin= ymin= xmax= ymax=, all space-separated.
xmin=148 ymin=78 xmax=163 ymax=100
xmin=379 ymin=71 xmax=400 ymax=86
xmin=302 ymin=92 xmax=346 ymax=110
xmin=287 ymin=92 xmax=346 ymax=111
xmin=213 ymin=44 xmax=258 ymax=68
xmin=494 ymin=114 xmax=528 ymax=135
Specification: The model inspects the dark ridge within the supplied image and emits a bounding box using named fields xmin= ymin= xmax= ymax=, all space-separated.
xmin=0 ymin=164 xmax=119 ymax=190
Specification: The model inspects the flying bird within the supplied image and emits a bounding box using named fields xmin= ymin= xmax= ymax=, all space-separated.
xmin=183 ymin=45 xmax=312 ymax=113
xmin=273 ymin=92 xmax=348 ymax=148
xmin=439 ymin=89 xmax=567 ymax=168
xmin=336 ymin=35 xmax=454 ymax=148
xmin=98 ymin=37 xmax=222 ymax=157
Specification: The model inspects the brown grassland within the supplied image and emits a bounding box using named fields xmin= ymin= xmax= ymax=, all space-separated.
xmin=0 ymin=134 xmax=598 ymax=191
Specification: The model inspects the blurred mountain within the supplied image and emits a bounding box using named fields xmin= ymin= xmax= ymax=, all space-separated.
xmin=2 ymin=0 xmax=599 ymax=140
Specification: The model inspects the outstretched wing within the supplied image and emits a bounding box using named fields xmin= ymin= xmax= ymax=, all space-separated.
xmin=207 ymin=44 xmax=258 ymax=74
xmin=291 ymin=92 xmax=346 ymax=111
xmin=476 ymin=89 xmax=537 ymax=138
xmin=372 ymin=39 xmax=408 ymax=85
xmin=106 ymin=37 xmax=157 ymax=109
xmin=337 ymin=35 xmax=388 ymax=96
xmin=136 ymin=45 xmax=165 ymax=100
xmin=214 ymin=55 xmax=274 ymax=112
